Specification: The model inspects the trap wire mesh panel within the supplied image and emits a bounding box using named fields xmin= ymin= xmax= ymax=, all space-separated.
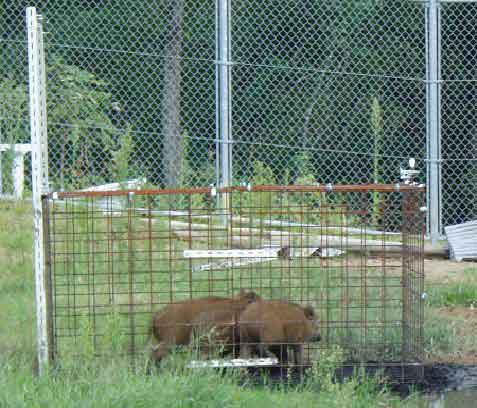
xmin=43 ymin=184 xmax=425 ymax=381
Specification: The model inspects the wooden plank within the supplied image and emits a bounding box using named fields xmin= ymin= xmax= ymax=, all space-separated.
xmin=170 ymin=221 xmax=279 ymax=238
xmin=231 ymin=216 xmax=401 ymax=236
xmin=188 ymin=246 xmax=345 ymax=272
xmin=193 ymin=257 xmax=276 ymax=272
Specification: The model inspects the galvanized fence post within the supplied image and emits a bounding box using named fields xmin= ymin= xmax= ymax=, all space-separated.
xmin=426 ymin=0 xmax=442 ymax=244
xmin=38 ymin=15 xmax=49 ymax=193
xmin=27 ymin=6 xmax=50 ymax=374
xmin=217 ymin=0 xmax=232 ymax=216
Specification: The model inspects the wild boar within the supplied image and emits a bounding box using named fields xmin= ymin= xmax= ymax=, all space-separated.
xmin=238 ymin=300 xmax=321 ymax=365
xmin=150 ymin=290 xmax=260 ymax=363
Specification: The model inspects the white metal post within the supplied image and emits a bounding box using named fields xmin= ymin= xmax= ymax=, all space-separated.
xmin=38 ymin=15 xmax=49 ymax=193
xmin=27 ymin=6 xmax=50 ymax=373
xmin=217 ymin=0 xmax=232 ymax=217
xmin=426 ymin=0 xmax=442 ymax=244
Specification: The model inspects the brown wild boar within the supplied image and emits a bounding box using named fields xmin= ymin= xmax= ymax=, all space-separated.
xmin=150 ymin=290 xmax=260 ymax=362
xmin=190 ymin=309 xmax=241 ymax=358
xmin=238 ymin=300 xmax=321 ymax=365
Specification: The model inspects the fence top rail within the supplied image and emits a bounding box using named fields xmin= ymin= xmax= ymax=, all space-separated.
xmin=44 ymin=183 xmax=426 ymax=200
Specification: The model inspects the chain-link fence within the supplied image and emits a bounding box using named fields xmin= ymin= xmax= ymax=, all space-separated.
xmin=440 ymin=1 xmax=477 ymax=227
xmin=1 ymin=0 xmax=476 ymax=232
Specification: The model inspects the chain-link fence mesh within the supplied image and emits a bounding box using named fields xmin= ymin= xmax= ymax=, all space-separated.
xmin=231 ymin=0 xmax=426 ymax=189
xmin=440 ymin=1 xmax=477 ymax=226
xmin=0 ymin=1 xmax=476 ymax=230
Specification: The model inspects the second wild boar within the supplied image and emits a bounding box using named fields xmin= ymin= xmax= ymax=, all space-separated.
xmin=238 ymin=300 xmax=321 ymax=365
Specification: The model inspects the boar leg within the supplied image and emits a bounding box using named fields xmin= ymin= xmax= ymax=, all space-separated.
xmin=151 ymin=342 xmax=171 ymax=363
xmin=292 ymin=344 xmax=303 ymax=366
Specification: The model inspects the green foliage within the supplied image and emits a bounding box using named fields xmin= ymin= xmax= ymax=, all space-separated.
xmin=427 ymin=279 xmax=477 ymax=308
xmin=0 ymin=58 xmax=133 ymax=190
xmin=238 ymin=160 xmax=277 ymax=218
xmin=109 ymin=127 xmax=135 ymax=182
xmin=306 ymin=345 xmax=345 ymax=390
xmin=251 ymin=160 xmax=276 ymax=185
xmin=100 ymin=308 xmax=128 ymax=356
xmin=46 ymin=58 xmax=123 ymax=189
xmin=294 ymin=152 xmax=316 ymax=185
xmin=175 ymin=136 xmax=216 ymax=208
xmin=0 ymin=78 xmax=28 ymax=144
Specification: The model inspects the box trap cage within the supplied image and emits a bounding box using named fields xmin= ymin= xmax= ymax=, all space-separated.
xmin=42 ymin=184 xmax=425 ymax=382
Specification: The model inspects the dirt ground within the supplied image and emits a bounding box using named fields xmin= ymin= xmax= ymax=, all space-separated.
xmin=342 ymin=256 xmax=476 ymax=281
xmin=424 ymin=259 xmax=476 ymax=284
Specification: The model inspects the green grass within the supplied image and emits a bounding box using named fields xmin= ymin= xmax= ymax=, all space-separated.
xmin=0 ymin=200 xmax=424 ymax=407
xmin=0 ymin=354 xmax=417 ymax=408
xmin=423 ymin=269 xmax=477 ymax=361
xmin=426 ymin=271 xmax=477 ymax=308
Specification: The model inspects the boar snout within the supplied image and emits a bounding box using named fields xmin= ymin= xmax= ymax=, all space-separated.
xmin=303 ymin=305 xmax=321 ymax=342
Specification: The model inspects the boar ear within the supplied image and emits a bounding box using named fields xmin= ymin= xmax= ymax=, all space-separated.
xmin=303 ymin=305 xmax=316 ymax=319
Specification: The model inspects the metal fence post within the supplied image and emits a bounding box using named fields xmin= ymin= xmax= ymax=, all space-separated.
xmin=426 ymin=0 xmax=442 ymax=244
xmin=217 ymin=0 xmax=232 ymax=213
xmin=38 ymin=15 xmax=49 ymax=193
xmin=27 ymin=6 xmax=50 ymax=374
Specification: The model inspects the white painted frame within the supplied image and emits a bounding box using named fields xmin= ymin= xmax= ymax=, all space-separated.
xmin=0 ymin=144 xmax=32 ymax=199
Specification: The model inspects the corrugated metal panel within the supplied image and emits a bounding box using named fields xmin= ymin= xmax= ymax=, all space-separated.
xmin=445 ymin=220 xmax=477 ymax=262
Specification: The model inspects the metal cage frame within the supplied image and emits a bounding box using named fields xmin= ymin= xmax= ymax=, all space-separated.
xmin=41 ymin=183 xmax=425 ymax=383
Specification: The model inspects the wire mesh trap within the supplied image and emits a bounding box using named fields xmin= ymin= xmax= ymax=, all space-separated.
xmin=42 ymin=184 xmax=425 ymax=382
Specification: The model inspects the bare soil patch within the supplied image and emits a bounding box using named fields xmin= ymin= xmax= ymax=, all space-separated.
xmin=424 ymin=259 xmax=476 ymax=284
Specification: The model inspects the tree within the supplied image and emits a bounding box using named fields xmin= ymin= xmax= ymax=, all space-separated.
xmin=162 ymin=0 xmax=185 ymax=188
xmin=0 ymin=57 xmax=133 ymax=190
xmin=46 ymin=58 xmax=124 ymax=189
